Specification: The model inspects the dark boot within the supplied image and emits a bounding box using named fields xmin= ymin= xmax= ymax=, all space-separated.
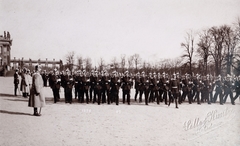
xmin=33 ymin=108 xmax=41 ymax=116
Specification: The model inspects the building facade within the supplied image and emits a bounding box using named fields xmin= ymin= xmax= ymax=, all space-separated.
xmin=0 ymin=31 xmax=12 ymax=75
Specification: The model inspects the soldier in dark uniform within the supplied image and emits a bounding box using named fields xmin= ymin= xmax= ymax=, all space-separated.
xmin=157 ymin=73 xmax=163 ymax=102
xmin=42 ymin=70 xmax=48 ymax=87
xmin=166 ymin=73 xmax=174 ymax=103
xmin=14 ymin=68 xmax=20 ymax=96
xmin=63 ymin=69 xmax=74 ymax=104
xmin=176 ymin=72 xmax=182 ymax=99
xmin=148 ymin=73 xmax=153 ymax=102
xmin=192 ymin=74 xmax=201 ymax=104
xmin=213 ymin=75 xmax=223 ymax=104
xmin=74 ymin=71 xmax=82 ymax=102
xmin=121 ymin=71 xmax=132 ymax=105
xmin=81 ymin=70 xmax=90 ymax=104
xmin=233 ymin=75 xmax=240 ymax=102
xmin=134 ymin=72 xmax=141 ymax=101
xmin=180 ymin=73 xmax=192 ymax=104
xmin=20 ymin=68 xmax=27 ymax=97
xmin=150 ymin=72 xmax=159 ymax=104
xmin=93 ymin=71 xmax=102 ymax=105
xmin=49 ymin=69 xmax=61 ymax=103
xmin=160 ymin=72 xmax=170 ymax=105
xmin=89 ymin=70 xmax=95 ymax=102
xmin=169 ymin=73 xmax=180 ymax=108
xmin=223 ymin=74 xmax=235 ymax=105
xmin=192 ymin=74 xmax=197 ymax=102
xmin=73 ymin=71 xmax=79 ymax=99
xmin=101 ymin=70 xmax=110 ymax=104
xmin=148 ymin=73 xmax=154 ymax=103
xmin=139 ymin=71 xmax=150 ymax=105
xmin=201 ymin=74 xmax=212 ymax=104
xmin=188 ymin=75 xmax=194 ymax=102
xmin=110 ymin=71 xmax=121 ymax=105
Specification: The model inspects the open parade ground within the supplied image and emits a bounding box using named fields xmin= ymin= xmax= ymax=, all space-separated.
xmin=0 ymin=77 xmax=240 ymax=146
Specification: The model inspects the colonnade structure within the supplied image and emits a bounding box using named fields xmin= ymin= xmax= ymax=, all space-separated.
xmin=10 ymin=57 xmax=63 ymax=72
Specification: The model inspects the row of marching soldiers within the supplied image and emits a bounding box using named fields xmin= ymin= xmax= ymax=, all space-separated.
xmin=47 ymin=68 xmax=240 ymax=108
xmin=15 ymin=67 xmax=240 ymax=108
xmin=48 ymin=69 xmax=130 ymax=105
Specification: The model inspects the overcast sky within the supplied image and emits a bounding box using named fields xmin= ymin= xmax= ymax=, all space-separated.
xmin=1 ymin=0 xmax=239 ymax=66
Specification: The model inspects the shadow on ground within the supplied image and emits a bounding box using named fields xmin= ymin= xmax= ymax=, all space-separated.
xmin=0 ymin=110 xmax=32 ymax=116
xmin=0 ymin=93 xmax=17 ymax=98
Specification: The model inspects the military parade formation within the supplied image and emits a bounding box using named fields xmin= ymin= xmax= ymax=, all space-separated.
xmin=14 ymin=67 xmax=240 ymax=109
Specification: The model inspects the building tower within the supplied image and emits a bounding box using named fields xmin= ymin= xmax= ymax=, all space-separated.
xmin=0 ymin=31 xmax=12 ymax=76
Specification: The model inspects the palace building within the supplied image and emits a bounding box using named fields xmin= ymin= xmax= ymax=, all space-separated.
xmin=0 ymin=31 xmax=63 ymax=76
xmin=0 ymin=31 xmax=12 ymax=75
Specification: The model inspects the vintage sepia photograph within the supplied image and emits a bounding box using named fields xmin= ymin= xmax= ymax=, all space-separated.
xmin=0 ymin=0 xmax=240 ymax=145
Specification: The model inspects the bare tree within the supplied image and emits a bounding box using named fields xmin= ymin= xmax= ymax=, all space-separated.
xmin=132 ymin=53 xmax=141 ymax=73
xmin=98 ymin=58 xmax=105 ymax=72
xmin=232 ymin=17 xmax=240 ymax=74
xmin=84 ymin=57 xmax=92 ymax=72
xmin=111 ymin=57 xmax=119 ymax=71
xmin=197 ymin=29 xmax=212 ymax=75
xmin=65 ymin=51 xmax=75 ymax=71
xmin=223 ymin=25 xmax=239 ymax=74
xmin=77 ymin=56 xmax=84 ymax=70
xmin=170 ymin=57 xmax=183 ymax=73
xmin=120 ymin=54 xmax=126 ymax=72
xmin=209 ymin=26 xmax=228 ymax=75
xmin=181 ymin=31 xmax=195 ymax=75
xmin=127 ymin=56 xmax=134 ymax=72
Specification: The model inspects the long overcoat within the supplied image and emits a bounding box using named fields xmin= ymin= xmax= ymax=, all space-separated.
xmin=28 ymin=72 xmax=46 ymax=107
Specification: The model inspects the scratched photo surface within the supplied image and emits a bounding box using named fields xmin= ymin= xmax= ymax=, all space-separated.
xmin=0 ymin=0 xmax=240 ymax=146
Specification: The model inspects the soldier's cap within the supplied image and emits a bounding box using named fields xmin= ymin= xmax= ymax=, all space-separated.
xmin=66 ymin=68 xmax=70 ymax=72
xmin=125 ymin=71 xmax=129 ymax=74
xmin=53 ymin=68 xmax=57 ymax=72
xmin=91 ymin=70 xmax=94 ymax=73
xmin=95 ymin=70 xmax=98 ymax=73
xmin=112 ymin=71 xmax=116 ymax=74
xmin=162 ymin=72 xmax=165 ymax=75
xmin=217 ymin=75 xmax=221 ymax=78
xmin=136 ymin=72 xmax=140 ymax=75
xmin=227 ymin=74 xmax=231 ymax=78
xmin=82 ymin=70 xmax=86 ymax=73
xmin=153 ymin=72 xmax=156 ymax=75
xmin=185 ymin=73 xmax=188 ymax=76
xmin=173 ymin=73 xmax=176 ymax=76
xmin=76 ymin=70 xmax=80 ymax=73
xmin=142 ymin=71 xmax=145 ymax=74
xmin=176 ymin=72 xmax=179 ymax=75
